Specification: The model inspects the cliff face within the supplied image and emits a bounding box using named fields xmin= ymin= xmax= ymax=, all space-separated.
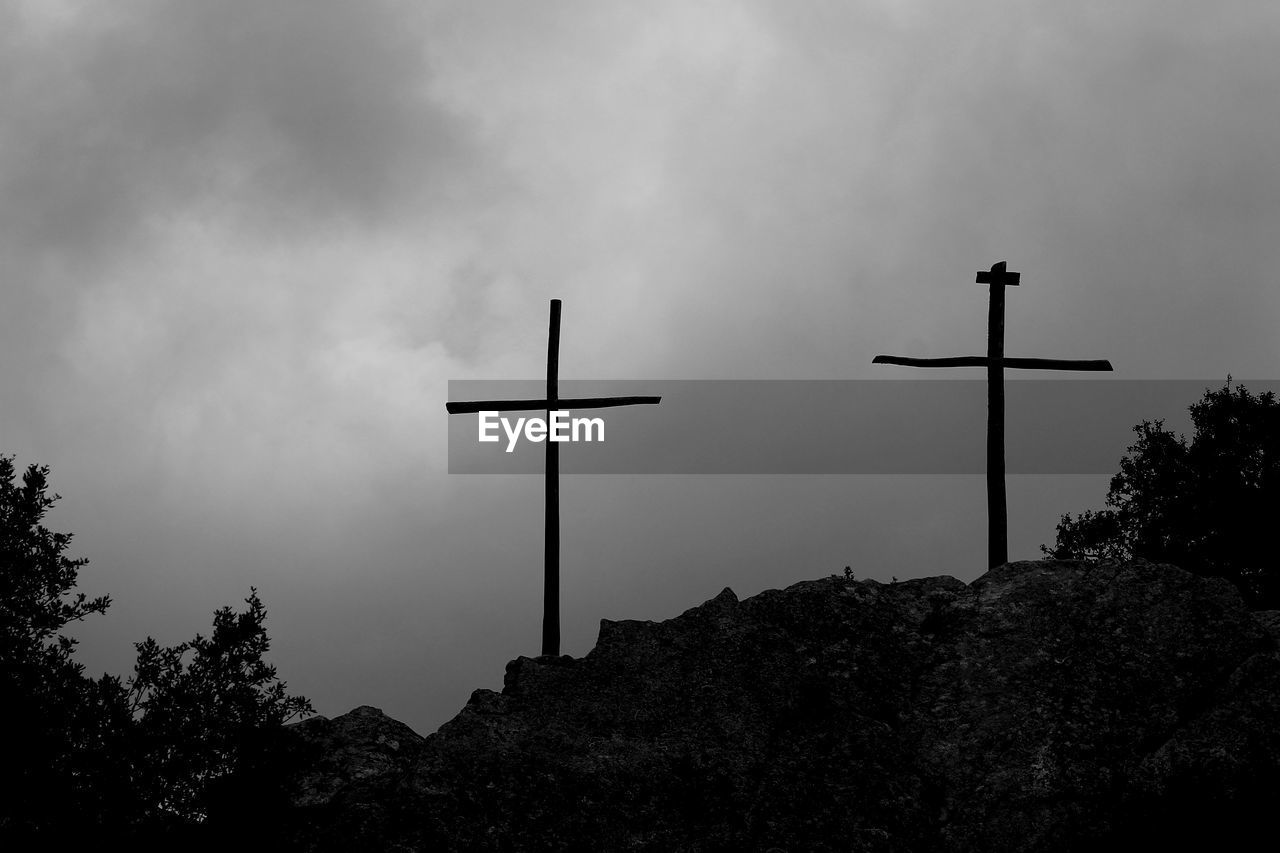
xmin=285 ymin=560 xmax=1280 ymax=851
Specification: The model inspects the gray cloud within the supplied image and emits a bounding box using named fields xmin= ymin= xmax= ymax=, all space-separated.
xmin=3 ymin=1 xmax=1278 ymax=732
xmin=1 ymin=0 xmax=466 ymax=266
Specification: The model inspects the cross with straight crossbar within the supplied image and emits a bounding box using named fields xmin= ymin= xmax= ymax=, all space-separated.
xmin=873 ymin=262 xmax=1113 ymax=569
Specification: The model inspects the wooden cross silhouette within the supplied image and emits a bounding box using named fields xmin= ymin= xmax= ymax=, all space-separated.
xmin=446 ymin=299 xmax=660 ymax=656
xmin=873 ymin=262 xmax=1113 ymax=569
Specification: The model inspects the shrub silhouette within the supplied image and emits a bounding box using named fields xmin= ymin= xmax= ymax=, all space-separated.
xmin=1046 ymin=381 xmax=1280 ymax=608
xmin=123 ymin=588 xmax=313 ymax=830
xmin=0 ymin=455 xmax=311 ymax=844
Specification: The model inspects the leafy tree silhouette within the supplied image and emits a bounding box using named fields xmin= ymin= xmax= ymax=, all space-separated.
xmin=0 ymin=456 xmax=118 ymax=835
xmin=1046 ymin=381 xmax=1280 ymax=609
xmin=0 ymin=455 xmax=312 ymax=844
xmin=124 ymin=588 xmax=313 ymax=830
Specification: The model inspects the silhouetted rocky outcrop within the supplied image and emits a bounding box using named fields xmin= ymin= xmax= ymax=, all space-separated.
xmin=283 ymin=560 xmax=1280 ymax=851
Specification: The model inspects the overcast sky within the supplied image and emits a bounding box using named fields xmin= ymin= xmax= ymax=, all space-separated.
xmin=4 ymin=0 xmax=1278 ymax=734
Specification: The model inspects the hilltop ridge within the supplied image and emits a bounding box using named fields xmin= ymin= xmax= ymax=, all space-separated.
xmin=282 ymin=560 xmax=1280 ymax=851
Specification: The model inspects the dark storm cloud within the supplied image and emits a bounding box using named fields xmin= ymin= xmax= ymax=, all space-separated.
xmin=0 ymin=0 xmax=463 ymax=266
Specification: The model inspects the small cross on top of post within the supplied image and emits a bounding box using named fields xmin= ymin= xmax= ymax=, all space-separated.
xmin=874 ymin=262 xmax=1114 ymax=569
xmin=446 ymin=299 xmax=660 ymax=657
xmin=976 ymin=260 xmax=1020 ymax=289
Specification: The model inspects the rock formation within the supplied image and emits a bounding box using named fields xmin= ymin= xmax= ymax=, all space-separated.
xmin=283 ymin=560 xmax=1280 ymax=851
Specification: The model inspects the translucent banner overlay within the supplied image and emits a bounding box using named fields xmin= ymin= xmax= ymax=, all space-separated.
xmin=446 ymin=380 xmax=1275 ymax=475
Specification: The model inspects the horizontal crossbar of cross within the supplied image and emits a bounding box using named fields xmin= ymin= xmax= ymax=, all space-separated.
xmin=872 ymin=356 xmax=1113 ymax=371
xmin=445 ymin=396 xmax=662 ymax=415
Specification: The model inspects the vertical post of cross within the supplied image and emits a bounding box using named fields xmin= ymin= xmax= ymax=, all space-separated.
xmin=976 ymin=261 xmax=1019 ymax=568
xmin=543 ymin=299 xmax=561 ymax=657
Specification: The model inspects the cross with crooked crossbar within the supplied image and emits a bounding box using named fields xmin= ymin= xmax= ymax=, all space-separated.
xmin=446 ymin=299 xmax=660 ymax=656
